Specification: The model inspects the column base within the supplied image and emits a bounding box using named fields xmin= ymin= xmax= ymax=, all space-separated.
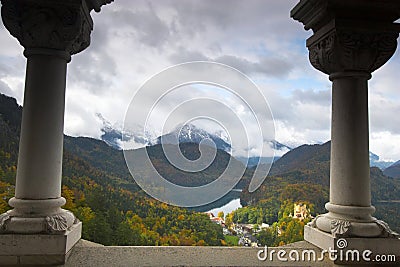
xmin=304 ymin=225 xmax=400 ymax=265
xmin=311 ymin=203 xmax=400 ymax=238
xmin=0 ymin=221 xmax=81 ymax=265
xmin=0 ymin=198 xmax=77 ymax=234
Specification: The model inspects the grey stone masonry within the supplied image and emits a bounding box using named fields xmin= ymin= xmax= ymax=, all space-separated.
xmin=291 ymin=0 xmax=400 ymax=264
xmin=0 ymin=0 xmax=112 ymax=265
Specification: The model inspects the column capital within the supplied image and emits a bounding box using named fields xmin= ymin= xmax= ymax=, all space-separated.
xmin=307 ymin=20 xmax=399 ymax=75
xmin=0 ymin=0 xmax=99 ymax=58
xmin=291 ymin=0 xmax=400 ymax=75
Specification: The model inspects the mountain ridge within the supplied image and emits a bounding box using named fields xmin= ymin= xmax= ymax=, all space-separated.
xmin=98 ymin=113 xmax=293 ymax=161
xmin=0 ymin=93 xmax=399 ymax=235
xmin=155 ymin=123 xmax=232 ymax=153
xmin=383 ymin=160 xmax=400 ymax=179
xmin=241 ymin=141 xmax=400 ymax=232
xmin=0 ymin=93 xmax=227 ymax=246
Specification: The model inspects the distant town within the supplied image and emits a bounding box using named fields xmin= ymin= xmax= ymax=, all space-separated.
xmin=206 ymin=202 xmax=312 ymax=247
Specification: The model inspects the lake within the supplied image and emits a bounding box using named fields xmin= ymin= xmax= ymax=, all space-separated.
xmin=189 ymin=189 xmax=242 ymax=213
xmin=207 ymin=198 xmax=242 ymax=216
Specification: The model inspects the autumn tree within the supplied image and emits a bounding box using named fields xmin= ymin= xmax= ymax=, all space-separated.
xmin=217 ymin=211 xmax=224 ymax=219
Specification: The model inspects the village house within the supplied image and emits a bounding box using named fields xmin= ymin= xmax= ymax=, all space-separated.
xmin=290 ymin=203 xmax=312 ymax=221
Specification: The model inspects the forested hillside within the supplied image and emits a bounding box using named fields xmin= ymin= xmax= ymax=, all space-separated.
xmin=384 ymin=161 xmax=400 ymax=179
xmin=0 ymin=94 xmax=224 ymax=246
xmin=240 ymin=141 xmax=400 ymax=233
xmin=1 ymin=92 xmax=399 ymax=246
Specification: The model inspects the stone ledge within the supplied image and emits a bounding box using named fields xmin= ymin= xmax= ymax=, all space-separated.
xmin=0 ymin=222 xmax=81 ymax=265
xmin=64 ymin=241 xmax=335 ymax=267
xmin=2 ymin=238 xmax=399 ymax=266
xmin=305 ymin=225 xmax=400 ymax=265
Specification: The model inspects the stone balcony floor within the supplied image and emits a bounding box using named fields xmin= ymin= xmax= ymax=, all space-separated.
xmin=62 ymin=240 xmax=395 ymax=267
xmin=65 ymin=240 xmax=329 ymax=267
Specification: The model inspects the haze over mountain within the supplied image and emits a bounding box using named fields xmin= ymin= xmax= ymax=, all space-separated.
xmin=233 ymin=141 xmax=292 ymax=167
xmin=98 ymin=113 xmax=294 ymax=164
xmin=98 ymin=113 xmax=231 ymax=151
xmin=98 ymin=113 xmax=393 ymax=170
xmin=369 ymin=151 xmax=394 ymax=170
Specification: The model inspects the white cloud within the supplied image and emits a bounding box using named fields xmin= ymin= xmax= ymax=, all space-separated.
xmin=0 ymin=1 xmax=399 ymax=160
xmin=370 ymin=131 xmax=400 ymax=162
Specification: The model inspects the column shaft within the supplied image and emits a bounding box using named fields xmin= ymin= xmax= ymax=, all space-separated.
xmin=330 ymin=72 xmax=371 ymax=207
xmin=15 ymin=53 xmax=67 ymax=199
xmin=314 ymin=72 xmax=381 ymax=237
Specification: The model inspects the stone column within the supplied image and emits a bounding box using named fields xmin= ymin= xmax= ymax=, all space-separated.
xmin=291 ymin=0 xmax=400 ymax=262
xmin=0 ymin=0 xmax=111 ymax=264
xmin=6 ymin=49 xmax=76 ymax=234
xmin=316 ymin=71 xmax=383 ymax=237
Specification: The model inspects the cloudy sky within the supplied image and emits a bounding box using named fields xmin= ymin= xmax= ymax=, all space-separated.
xmin=0 ymin=0 xmax=399 ymax=161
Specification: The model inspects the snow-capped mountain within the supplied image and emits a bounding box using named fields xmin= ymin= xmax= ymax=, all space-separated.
xmin=97 ymin=113 xmax=123 ymax=149
xmin=369 ymin=151 xmax=394 ymax=170
xmin=155 ymin=124 xmax=231 ymax=152
xmin=97 ymin=114 xmax=290 ymax=157
xmin=97 ymin=113 xmax=156 ymax=150
xmin=98 ymin=114 xmax=393 ymax=170
xmin=98 ymin=114 xmax=231 ymax=151
xmin=270 ymin=140 xmax=292 ymax=152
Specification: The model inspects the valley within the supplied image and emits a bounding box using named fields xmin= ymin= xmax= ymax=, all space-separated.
xmin=0 ymin=93 xmax=399 ymax=247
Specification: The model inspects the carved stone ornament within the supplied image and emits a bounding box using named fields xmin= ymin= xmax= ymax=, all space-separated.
xmin=85 ymin=0 xmax=114 ymax=12
xmin=308 ymin=215 xmax=320 ymax=228
xmin=46 ymin=214 xmax=68 ymax=233
xmin=331 ymin=219 xmax=351 ymax=237
xmin=1 ymin=0 xmax=94 ymax=55
xmin=0 ymin=213 xmax=10 ymax=231
xmin=376 ymin=220 xmax=400 ymax=238
xmin=308 ymin=28 xmax=399 ymax=75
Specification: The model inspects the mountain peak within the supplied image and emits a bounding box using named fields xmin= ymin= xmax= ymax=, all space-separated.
xmin=156 ymin=123 xmax=232 ymax=153
xmin=269 ymin=140 xmax=292 ymax=152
